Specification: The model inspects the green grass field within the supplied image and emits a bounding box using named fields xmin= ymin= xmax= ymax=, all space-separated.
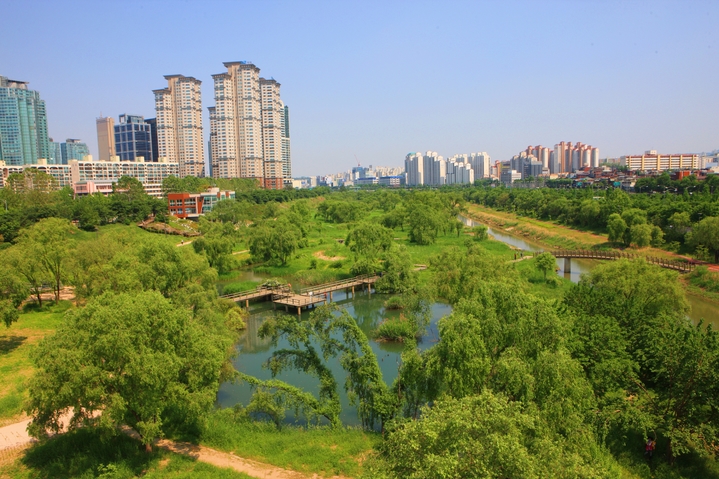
xmin=0 ymin=301 xmax=71 ymax=426
xmin=200 ymin=409 xmax=378 ymax=478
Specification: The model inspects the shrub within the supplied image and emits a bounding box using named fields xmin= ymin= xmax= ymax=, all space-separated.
xmin=374 ymin=316 xmax=417 ymax=342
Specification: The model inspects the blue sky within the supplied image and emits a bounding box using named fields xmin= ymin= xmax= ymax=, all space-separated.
xmin=2 ymin=0 xmax=717 ymax=176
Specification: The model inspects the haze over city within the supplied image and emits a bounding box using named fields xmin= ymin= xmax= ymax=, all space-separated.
xmin=2 ymin=0 xmax=717 ymax=176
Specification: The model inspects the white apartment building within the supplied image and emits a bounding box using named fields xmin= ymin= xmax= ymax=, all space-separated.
xmin=405 ymin=152 xmax=424 ymax=186
xmin=153 ymin=75 xmax=205 ymax=178
xmin=468 ymin=152 xmax=491 ymax=179
xmin=209 ymin=62 xmax=291 ymax=189
xmin=260 ymin=78 xmax=284 ymax=189
xmin=0 ymin=159 xmax=179 ymax=197
xmin=281 ymin=103 xmax=291 ymax=185
xmin=406 ymin=150 xmax=481 ymax=186
xmin=446 ymin=159 xmax=474 ymax=185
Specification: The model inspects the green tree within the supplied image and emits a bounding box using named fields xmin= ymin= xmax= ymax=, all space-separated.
xmin=641 ymin=316 xmax=719 ymax=461
xmin=248 ymin=220 xmax=300 ymax=266
xmin=380 ymin=392 xmax=551 ymax=479
xmin=629 ymin=223 xmax=652 ymax=248
xmin=472 ymin=224 xmax=488 ymax=241
xmin=620 ymin=208 xmax=647 ymax=246
xmin=27 ymin=291 xmax=230 ymax=450
xmin=430 ymin=245 xmax=514 ymax=304
xmin=0 ymin=258 xmax=29 ymax=327
xmin=666 ymin=211 xmax=691 ymax=242
xmin=375 ymin=245 xmax=416 ymax=294
xmin=606 ymin=213 xmax=627 ymax=244
xmin=650 ymin=225 xmax=664 ymax=247
xmin=691 ymin=216 xmax=719 ymax=263
xmin=345 ymin=222 xmax=393 ymax=260
xmin=407 ymin=204 xmax=442 ymax=245
xmin=4 ymin=245 xmax=49 ymax=307
xmin=17 ymin=218 xmax=74 ymax=303
xmin=578 ymin=199 xmax=601 ymax=227
xmin=245 ymin=305 xmax=395 ymax=430
xmin=534 ymin=252 xmax=556 ymax=280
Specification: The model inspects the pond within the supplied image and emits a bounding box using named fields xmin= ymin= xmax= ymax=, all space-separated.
xmin=217 ymin=216 xmax=719 ymax=425
xmin=217 ymin=290 xmax=452 ymax=426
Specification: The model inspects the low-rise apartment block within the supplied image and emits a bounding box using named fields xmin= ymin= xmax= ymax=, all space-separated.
xmin=167 ymin=188 xmax=235 ymax=219
xmin=0 ymin=158 xmax=179 ymax=197
xmin=621 ymin=151 xmax=701 ymax=172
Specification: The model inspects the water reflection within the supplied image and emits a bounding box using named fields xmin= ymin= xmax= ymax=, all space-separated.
xmin=217 ymin=292 xmax=451 ymax=426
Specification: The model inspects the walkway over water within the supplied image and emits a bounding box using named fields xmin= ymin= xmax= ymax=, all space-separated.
xmin=551 ymin=249 xmax=696 ymax=273
xmin=220 ymin=274 xmax=380 ymax=314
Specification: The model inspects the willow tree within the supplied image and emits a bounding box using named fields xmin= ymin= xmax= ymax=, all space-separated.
xmin=242 ymin=305 xmax=396 ymax=430
xmin=27 ymin=291 xmax=230 ymax=450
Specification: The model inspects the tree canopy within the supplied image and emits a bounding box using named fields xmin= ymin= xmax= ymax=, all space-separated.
xmin=27 ymin=291 xmax=233 ymax=448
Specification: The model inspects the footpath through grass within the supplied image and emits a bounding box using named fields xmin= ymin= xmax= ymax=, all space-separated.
xmin=0 ymin=428 xmax=253 ymax=479
xmin=199 ymin=409 xmax=377 ymax=478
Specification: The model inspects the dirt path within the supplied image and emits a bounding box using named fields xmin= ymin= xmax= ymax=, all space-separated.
xmin=0 ymin=417 xmax=350 ymax=479
xmin=152 ymin=437 xmax=350 ymax=479
xmin=313 ymin=251 xmax=345 ymax=261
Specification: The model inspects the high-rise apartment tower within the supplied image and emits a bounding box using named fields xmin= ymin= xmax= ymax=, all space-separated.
xmin=208 ymin=62 xmax=291 ymax=188
xmin=0 ymin=76 xmax=50 ymax=165
xmin=153 ymin=75 xmax=205 ymax=177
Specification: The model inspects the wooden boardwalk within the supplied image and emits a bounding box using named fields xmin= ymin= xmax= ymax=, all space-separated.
xmin=551 ymin=249 xmax=696 ymax=273
xmin=220 ymin=274 xmax=380 ymax=314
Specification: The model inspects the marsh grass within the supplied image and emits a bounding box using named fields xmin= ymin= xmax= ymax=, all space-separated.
xmin=373 ymin=316 xmax=417 ymax=342
xmin=220 ymin=281 xmax=261 ymax=295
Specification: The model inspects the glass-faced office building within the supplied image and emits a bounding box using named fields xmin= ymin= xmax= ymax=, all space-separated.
xmin=0 ymin=76 xmax=50 ymax=165
xmin=61 ymin=139 xmax=90 ymax=164
xmin=115 ymin=114 xmax=153 ymax=161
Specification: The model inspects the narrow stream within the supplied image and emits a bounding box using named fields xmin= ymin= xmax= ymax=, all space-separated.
xmin=459 ymin=214 xmax=719 ymax=327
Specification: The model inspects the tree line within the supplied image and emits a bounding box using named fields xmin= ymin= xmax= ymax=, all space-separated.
xmin=464 ymin=184 xmax=719 ymax=261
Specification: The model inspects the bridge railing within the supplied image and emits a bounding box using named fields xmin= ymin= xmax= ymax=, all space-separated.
xmin=550 ymin=249 xmax=696 ymax=273
xmin=221 ymin=284 xmax=290 ymax=300
xmin=298 ymin=274 xmax=378 ymax=295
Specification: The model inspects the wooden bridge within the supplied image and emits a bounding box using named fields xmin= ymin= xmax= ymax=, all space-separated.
xmin=220 ymin=274 xmax=380 ymax=314
xmin=551 ymin=249 xmax=696 ymax=273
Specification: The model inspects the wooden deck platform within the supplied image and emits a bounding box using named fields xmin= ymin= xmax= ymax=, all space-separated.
xmin=220 ymin=274 xmax=381 ymax=314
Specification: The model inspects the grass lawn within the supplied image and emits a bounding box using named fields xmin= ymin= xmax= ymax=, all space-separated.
xmin=0 ymin=301 xmax=72 ymax=426
xmin=0 ymin=428 xmax=253 ymax=479
xmin=71 ymin=223 xmax=184 ymax=247
xmin=200 ymin=409 xmax=378 ymax=478
xmin=513 ymin=258 xmax=574 ymax=302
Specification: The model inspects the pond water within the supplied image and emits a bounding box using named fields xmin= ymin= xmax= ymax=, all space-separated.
xmin=217 ymin=216 xmax=718 ymax=425
xmin=217 ymin=290 xmax=452 ymax=426
xmin=459 ymin=214 xmax=719 ymax=328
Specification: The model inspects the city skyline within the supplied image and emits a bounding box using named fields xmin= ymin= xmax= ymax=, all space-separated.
xmin=1 ymin=1 xmax=717 ymax=177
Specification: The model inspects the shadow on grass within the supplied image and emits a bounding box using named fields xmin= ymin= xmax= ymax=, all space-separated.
xmin=607 ymin=429 xmax=719 ymax=479
xmin=21 ymin=428 xmax=157 ymax=479
xmin=21 ymin=300 xmax=73 ymax=315
xmin=0 ymin=335 xmax=27 ymax=355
